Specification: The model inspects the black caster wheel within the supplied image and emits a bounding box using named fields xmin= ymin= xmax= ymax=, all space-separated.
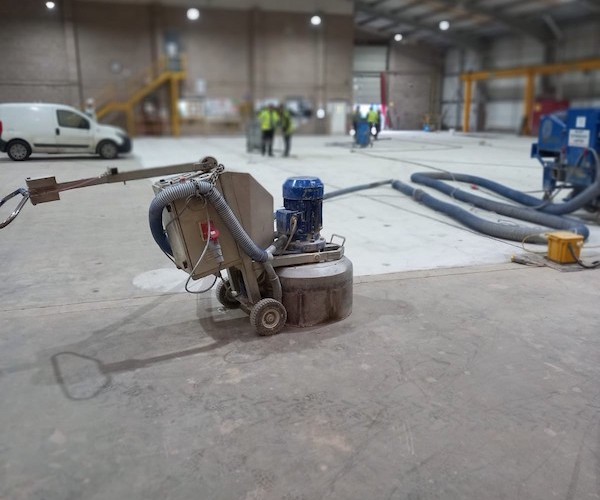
xmin=216 ymin=280 xmax=240 ymax=309
xmin=250 ymin=298 xmax=287 ymax=336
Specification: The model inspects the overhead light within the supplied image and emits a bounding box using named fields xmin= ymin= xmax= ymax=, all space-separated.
xmin=187 ymin=8 xmax=200 ymax=21
xmin=45 ymin=1 xmax=56 ymax=9
xmin=439 ymin=20 xmax=450 ymax=31
xmin=310 ymin=15 xmax=322 ymax=26
xmin=394 ymin=33 xmax=403 ymax=42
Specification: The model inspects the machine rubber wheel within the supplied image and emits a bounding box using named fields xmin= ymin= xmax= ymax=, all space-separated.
xmin=216 ymin=280 xmax=240 ymax=309
xmin=7 ymin=140 xmax=31 ymax=161
xmin=97 ymin=140 xmax=118 ymax=160
xmin=250 ymin=298 xmax=287 ymax=336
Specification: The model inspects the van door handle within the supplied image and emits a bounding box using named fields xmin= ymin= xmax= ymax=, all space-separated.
xmin=56 ymin=128 xmax=60 ymax=135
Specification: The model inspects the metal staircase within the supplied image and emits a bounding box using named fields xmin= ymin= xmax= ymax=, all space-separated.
xmin=96 ymin=56 xmax=186 ymax=137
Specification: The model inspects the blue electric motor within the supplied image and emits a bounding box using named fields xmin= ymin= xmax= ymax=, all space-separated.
xmin=276 ymin=177 xmax=326 ymax=252
xmin=532 ymin=108 xmax=600 ymax=208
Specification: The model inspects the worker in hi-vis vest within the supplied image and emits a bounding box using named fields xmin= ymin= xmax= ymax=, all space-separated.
xmin=258 ymin=104 xmax=280 ymax=156
xmin=278 ymin=105 xmax=294 ymax=157
xmin=367 ymin=106 xmax=381 ymax=139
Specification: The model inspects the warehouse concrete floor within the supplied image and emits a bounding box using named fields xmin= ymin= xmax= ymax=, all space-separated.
xmin=1 ymin=132 xmax=599 ymax=500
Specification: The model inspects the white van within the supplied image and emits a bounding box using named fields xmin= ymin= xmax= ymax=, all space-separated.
xmin=0 ymin=103 xmax=131 ymax=161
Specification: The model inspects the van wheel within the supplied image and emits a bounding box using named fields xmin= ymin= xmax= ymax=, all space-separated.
xmin=7 ymin=140 xmax=31 ymax=161
xmin=97 ymin=140 xmax=118 ymax=160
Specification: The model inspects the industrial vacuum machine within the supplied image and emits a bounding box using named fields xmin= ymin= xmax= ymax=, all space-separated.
xmin=0 ymin=157 xmax=353 ymax=336
xmin=532 ymin=107 xmax=600 ymax=210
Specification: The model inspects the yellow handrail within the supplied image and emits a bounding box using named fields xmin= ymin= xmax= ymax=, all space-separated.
xmin=96 ymin=55 xmax=187 ymax=137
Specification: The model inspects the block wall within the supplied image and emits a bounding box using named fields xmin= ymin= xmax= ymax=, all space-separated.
xmin=0 ymin=0 xmax=354 ymax=135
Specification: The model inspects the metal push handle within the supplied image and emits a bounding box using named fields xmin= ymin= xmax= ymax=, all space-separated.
xmin=0 ymin=188 xmax=30 ymax=229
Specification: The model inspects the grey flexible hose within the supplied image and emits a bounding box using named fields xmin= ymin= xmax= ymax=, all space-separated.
xmin=392 ymin=180 xmax=549 ymax=243
xmin=149 ymin=180 xmax=269 ymax=262
xmin=323 ymin=179 xmax=393 ymax=200
xmin=411 ymin=172 xmax=589 ymax=239
xmin=415 ymin=148 xmax=600 ymax=215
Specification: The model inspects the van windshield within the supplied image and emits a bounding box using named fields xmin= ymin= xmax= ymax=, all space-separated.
xmin=57 ymin=110 xmax=90 ymax=130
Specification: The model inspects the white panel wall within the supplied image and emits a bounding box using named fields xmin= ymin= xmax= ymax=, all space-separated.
xmin=485 ymin=101 xmax=521 ymax=132
xmin=353 ymin=46 xmax=387 ymax=104
xmin=486 ymin=37 xmax=545 ymax=68
xmin=353 ymin=46 xmax=387 ymax=72
xmin=353 ymin=75 xmax=381 ymax=104
xmin=441 ymin=47 xmax=484 ymax=129
xmin=441 ymin=19 xmax=600 ymax=132
xmin=560 ymin=22 xmax=600 ymax=60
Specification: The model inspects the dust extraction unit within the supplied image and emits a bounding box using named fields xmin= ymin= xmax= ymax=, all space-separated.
xmin=531 ymin=107 xmax=600 ymax=210
xmin=1 ymin=157 xmax=353 ymax=336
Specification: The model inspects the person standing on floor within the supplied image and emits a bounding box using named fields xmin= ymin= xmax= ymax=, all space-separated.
xmin=367 ymin=105 xmax=380 ymax=139
xmin=258 ymin=104 xmax=279 ymax=156
xmin=279 ymin=104 xmax=294 ymax=157
xmin=352 ymin=105 xmax=361 ymax=133
xmin=84 ymin=98 xmax=97 ymax=121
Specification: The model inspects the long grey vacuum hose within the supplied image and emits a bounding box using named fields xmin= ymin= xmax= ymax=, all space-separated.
xmin=410 ymin=172 xmax=589 ymax=239
xmin=323 ymin=179 xmax=393 ymax=200
xmin=393 ymin=180 xmax=550 ymax=243
xmin=149 ymin=180 xmax=269 ymax=262
xmin=418 ymin=149 xmax=599 ymax=215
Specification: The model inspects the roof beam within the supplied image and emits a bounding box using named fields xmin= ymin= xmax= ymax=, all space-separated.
xmin=389 ymin=0 xmax=422 ymax=15
xmin=432 ymin=0 xmax=550 ymax=42
xmin=355 ymin=1 xmax=482 ymax=49
xmin=577 ymin=0 xmax=600 ymax=14
xmin=357 ymin=15 xmax=383 ymax=26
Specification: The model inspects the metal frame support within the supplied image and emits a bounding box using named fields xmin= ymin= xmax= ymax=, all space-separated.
xmin=24 ymin=163 xmax=205 ymax=205
xmin=523 ymin=71 xmax=536 ymax=135
xmin=463 ymin=77 xmax=473 ymax=132
xmin=460 ymin=58 xmax=600 ymax=134
xmin=170 ymin=76 xmax=180 ymax=137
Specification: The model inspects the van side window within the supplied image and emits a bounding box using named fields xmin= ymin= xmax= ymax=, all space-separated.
xmin=57 ymin=110 xmax=90 ymax=130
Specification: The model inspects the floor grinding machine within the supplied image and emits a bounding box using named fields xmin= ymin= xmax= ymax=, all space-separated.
xmin=1 ymin=157 xmax=353 ymax=336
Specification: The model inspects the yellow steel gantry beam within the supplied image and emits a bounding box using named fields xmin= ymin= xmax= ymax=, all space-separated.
xmin=463 ymin=78 xmax=473 ymax=133
xmin=460 ymin=58 xmax=600 ymax=133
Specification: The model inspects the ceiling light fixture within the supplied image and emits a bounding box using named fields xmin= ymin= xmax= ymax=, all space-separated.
xmin=45 ymin=1 xmax=56 ymax=9
xmin=310 ymin=15 xmax=322 ymax=26
xmin=439 ymin=20 xmax=450 ymax=31
xmin=394 ymin=33 xmax=403 ymax=42
xmin=187 ymin=8 xmax=200 ymax=21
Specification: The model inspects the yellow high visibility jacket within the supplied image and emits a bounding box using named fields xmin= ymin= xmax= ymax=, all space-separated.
xmin=367 ymin=110 xmax=379 ymax=124
xmin=280 ymin=110 xmax=294 ymax=134
xmin=258 ymin=109 xmax=280 ymax=131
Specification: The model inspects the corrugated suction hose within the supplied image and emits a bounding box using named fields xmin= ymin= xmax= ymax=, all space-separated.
xmin=391 ymin=180 xmax=550 ymax=243
xmin=417 ymin=148 xmax=599 ymax=215
xmin=149 ymin=180 xmax=269 ymax=262
xmin=409 ymin=172 xmax=589 ymax=239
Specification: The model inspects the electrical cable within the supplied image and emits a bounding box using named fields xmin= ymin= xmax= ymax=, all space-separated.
xmin=280 ymin=216 xmax=297 ymax=253
xmin=184 ymin=202 xmax=220 ymax=294
xmin=568 ymin=243 xmax=600 ymax=269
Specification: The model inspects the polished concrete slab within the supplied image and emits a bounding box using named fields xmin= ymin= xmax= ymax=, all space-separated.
xmin=0 ymin=135 xmax=599 ymax=500
xmin=133 ymin=131 xmax=600 ymax=276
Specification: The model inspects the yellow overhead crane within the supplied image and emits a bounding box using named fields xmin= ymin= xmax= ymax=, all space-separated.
xmin=461 ymin=58 xmax=600 ymax=134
